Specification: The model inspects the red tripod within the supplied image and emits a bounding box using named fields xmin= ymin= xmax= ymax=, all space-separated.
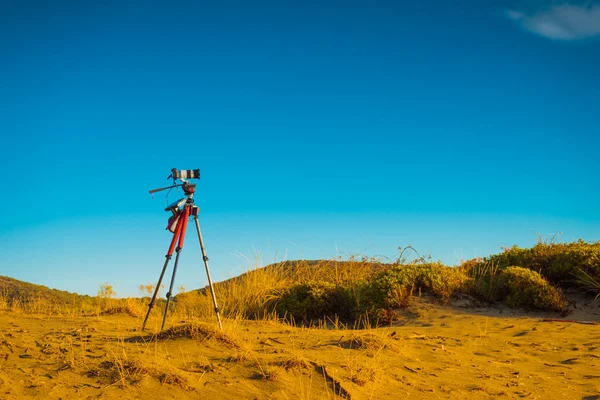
xmin=142 ymin=177 xmax=223 ymax=331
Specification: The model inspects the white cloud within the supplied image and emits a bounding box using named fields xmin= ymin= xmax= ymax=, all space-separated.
xmin=506 ymin=3 xmax=600 ymax=40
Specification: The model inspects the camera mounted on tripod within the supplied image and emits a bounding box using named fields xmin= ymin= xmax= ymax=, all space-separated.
xmin=143 ymin=167 xmax=223 ymax=331
xmin=168 ymin=168 xmax=200 ymax=182
xmin=149 ymin=168 xmax=201 ymax=232
xmin=165 ymin=168 xmax=199 ymax=196
xmin=149 ymin=168 xmax=200 ymax=196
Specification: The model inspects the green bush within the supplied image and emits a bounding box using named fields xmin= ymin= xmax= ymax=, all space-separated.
xmin=467 ymin=262 xmax=507 ymax=302
xmin=472 ymin=273 xmax=507 ymax=303
xmin=485 ymin=240 xmax=600 ymax=286
xmin=274 ymin=281 xmax=358 ymax=323
xmin=273 ymin=263 xmax=473 ymax=325
xmin=368 ymin=270 xmax=412 ymax=310
xmin=500 ymin=266 xmax=567 ymax=312
xmin=370 ymin=263 xmax=470 ymax=305
xmin=272 ymin=241 xmax=598 ymax=325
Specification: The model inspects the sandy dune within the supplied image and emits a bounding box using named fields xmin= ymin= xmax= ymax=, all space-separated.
xmin=1 ymin=297 xmax=599 ymax=399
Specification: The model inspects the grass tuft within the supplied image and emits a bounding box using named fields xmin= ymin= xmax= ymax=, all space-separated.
xmin=278 ymin=353 xmax=312 ymax=371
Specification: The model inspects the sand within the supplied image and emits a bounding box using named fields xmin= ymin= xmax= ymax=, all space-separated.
xmin=1 ymin=297 xmax=599 ymax=399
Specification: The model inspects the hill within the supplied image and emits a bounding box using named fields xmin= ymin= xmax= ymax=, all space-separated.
xmin=0 ymin=276 xmax=95 ymax=312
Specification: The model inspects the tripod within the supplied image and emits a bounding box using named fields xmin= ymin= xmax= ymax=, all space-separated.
xmin=142 ymin=173 xmax=223 ymax=332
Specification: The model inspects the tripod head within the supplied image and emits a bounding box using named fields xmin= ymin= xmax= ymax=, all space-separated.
xmin=149 ymin=168 xmax=201 ymax=232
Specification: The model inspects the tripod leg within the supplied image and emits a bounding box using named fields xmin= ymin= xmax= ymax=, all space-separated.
xmin=141 ymin=212 xmax=185 ymax=331
xmin=193 ymin=215 xmax=223 ymax=330
xmin=161 ymin=206 xmax=191 ymax=331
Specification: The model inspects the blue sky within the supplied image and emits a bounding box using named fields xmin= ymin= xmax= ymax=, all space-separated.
xmin=1 ymin=1 xmax=599 ymax=297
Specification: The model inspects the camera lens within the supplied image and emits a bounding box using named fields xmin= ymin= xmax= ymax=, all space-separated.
xmin=180 ymin=169 xmax=200 ymax=179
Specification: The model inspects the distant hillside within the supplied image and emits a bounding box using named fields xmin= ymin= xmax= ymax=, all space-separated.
xmin=0 ymin=276 xmax=94 ymax=307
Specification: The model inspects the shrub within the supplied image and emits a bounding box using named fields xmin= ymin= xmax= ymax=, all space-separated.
xmin=370 ymin=263 xmax=470 ymax=306
xmin=188 ymin=241 xmax=598 ymax=324
xmin=354 ymin=263 xmax=473 ymax=324
xmin=500 ymin=266 xmax=567 ymax=312
xmin=468 ymin=262 xmax=506 ymax=302
xmin=274 ymin=281 xmax=358 ymax=324
xmin=472 ymin=274 xmax=506 ymax=303
xmin=432 ymin=267 xmax=472 ymax=302
xmin=485 ymin=240 xmax=600 ymax=287
xmin=98 ymin=283 xmax=116 ymax=299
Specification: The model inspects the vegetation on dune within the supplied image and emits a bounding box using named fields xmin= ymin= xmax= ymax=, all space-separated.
xmin=370 ymin=262 xmax=470 ymax=306
xmin=0 ymin=276 xmax=96 ymax=314
xmin=216 ymin=240 xmax=595 ymax=325
xmin=478 ymin=239 xmax=600 ymax=287
xmin=462 ymin=239 xmax=599 ymax=313
xmin=176 ymin=240 xmax=596 ymax=325
xmin=274 ymin=281 xmax=358 ymax=323
xmin=500 ymin=266 xmax=567 ymax=312
xmin=0 ymin=276 xmax=148 ymax=317
xmin=1 ymin=239 xmax=598 ymax=325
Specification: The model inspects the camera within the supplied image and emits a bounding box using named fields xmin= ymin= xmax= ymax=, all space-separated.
xmin=171 ymin=168 xmax=200 ymax=180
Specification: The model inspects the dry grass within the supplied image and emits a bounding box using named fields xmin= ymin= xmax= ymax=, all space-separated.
xmin=99 ymin=299 xmax=146 ymax=318
xmin=349 ymin=362 xmax=378 ymax=387
xmin=576 ymin=269 xmax=600 ymax=300
xmin=179 ymin=358 xmax=215 ymax=373
xmin=253 ymin=363 xmax=283 ymax=381
xmin=88 ymin=358 xmax=192 ymax=390
xmin=127 ymin=322 xmax=240 ymax=349
xmin=338 ymin=331 xmax=398 ymax=352
xmin=0 ymin=288 xmax=148 ymax=319
xmin=172 ymin=256 xmax=387 ymax=323
xmin=172 ymin=261 xmax=291 ymax=321
xmin=340 ymin=345 xmax=386 ymax=389
xmin=278 ymin=353 xmax=312 ymax=371
xmin=0 ymin=290 xmax=8 ymax=310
